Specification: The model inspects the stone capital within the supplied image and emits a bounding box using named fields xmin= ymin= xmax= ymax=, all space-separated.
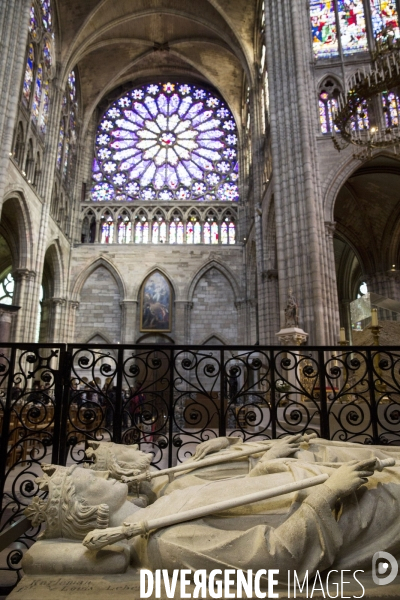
xmin=324 ymin=221 xmax=336 ymax=238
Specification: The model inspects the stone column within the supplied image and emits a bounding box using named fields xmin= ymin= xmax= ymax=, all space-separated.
xmin=265 ymin=0 xmax=338 ymax=344
xmin=66 ymin=301 xmax=79 ymax=344
xmin=0 ymin=304 xmax=20 ymax=342
xmin=235 ymin=299 xmax=247 ymax=344
xmin=175 ymin=300 xmax=192 ymax=344
xmin=120 ymin=300 xmax=138 ymax=344
xmin=49 ymin=298 xmax=66 ymax=342
xmin=0 ymin=0 xmax=31 ymax=212
xmin=11 ymin=268 xmax=35 ymax=342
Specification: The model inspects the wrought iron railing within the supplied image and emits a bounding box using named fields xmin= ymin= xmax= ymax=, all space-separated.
xmin=1 ymin=342 xmax=400 ymax=591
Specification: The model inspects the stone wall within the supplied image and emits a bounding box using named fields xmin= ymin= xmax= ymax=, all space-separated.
xmin=190 ymin=266 xmax=238 ymax=345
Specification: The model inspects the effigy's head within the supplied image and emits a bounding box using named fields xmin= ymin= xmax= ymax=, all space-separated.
xmin=24 ymin=464 xmax=128 ymax=540
xmin=85 ymin=441 xmax=152 ymax=478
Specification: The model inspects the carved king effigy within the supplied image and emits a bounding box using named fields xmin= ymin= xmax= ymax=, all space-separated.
xmin=17 ymin=436 xmax=400 ymax=598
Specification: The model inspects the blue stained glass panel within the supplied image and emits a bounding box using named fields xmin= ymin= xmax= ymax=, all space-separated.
xmin=310 ymin=0 xmax=339 ymax=58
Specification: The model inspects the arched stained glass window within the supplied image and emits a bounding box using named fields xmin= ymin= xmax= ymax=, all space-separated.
xmin=43 ymin=39 xmax=52 ymax=69
xmin=63 ymin=136 xmax=70 ymax=177
xmin=23 ymin=45 xmax=35 ymax=105
xmin=383 ymin=92 xmax=400 ymax=127
xmin=351 ymin=102 xmax=369 ymax=130
xmin=32 ymin=63 xmax=43 ymax=123
xmin=101 ymin=213 xmax=114 ymax=244
xmin=57 ymin=118 xmax=64 ymax=169
xmin=68 ymin=71 xmax=76 ymax=102
xmin=221 ymin=215 xmax=236 ymax=245
xmin=319 ymin=93 xmax=339 ymax=133
xmin=204 ymin=221 xmax=211 ymax=244
xmin=229 ymin=221 xmax=235 ymax=244
xmin=371 ymin=0 xmax=400 ymax=37
xmin=40 ymin=0 xmax=52 ymax=31
xmin=169 ymin=221 xmax=177 ymax=244
xmin=118 ymin=215 xmax=131 ymax=243
xmin=91 ymin=82 xmax=239 ymax=202
xmin=40 ymin=81 xmax=49 ymax=134
xmin=29 ymin=4 xmax=38 ymax=39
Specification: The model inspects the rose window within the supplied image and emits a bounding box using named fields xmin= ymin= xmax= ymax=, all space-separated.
xmin=91 ymin=82 xmax=239 ymax=202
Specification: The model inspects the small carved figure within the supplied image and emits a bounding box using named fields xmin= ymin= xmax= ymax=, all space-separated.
xmin=284 ymin=288 xmax=299 ymax=327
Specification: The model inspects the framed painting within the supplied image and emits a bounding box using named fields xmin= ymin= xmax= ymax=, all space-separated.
xmin=140 ymin=271 xmax=172 ymax=332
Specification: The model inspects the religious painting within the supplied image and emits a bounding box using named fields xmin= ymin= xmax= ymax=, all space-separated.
xmin=140 ymin=271 xmax=172 ymax=332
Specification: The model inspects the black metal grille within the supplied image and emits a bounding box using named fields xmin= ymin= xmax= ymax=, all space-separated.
xmin=1 ymin=343 xmax=400 ymax=590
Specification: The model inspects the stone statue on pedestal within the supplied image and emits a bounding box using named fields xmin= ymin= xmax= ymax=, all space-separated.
xmin=284 ymin=288 xmax=298 ymax=327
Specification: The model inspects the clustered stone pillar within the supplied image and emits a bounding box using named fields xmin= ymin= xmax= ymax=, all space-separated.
xmin=0 ymin=304 xmax=20 ymax=343
xmin=265 ymin=0 xmax=340 ymax=344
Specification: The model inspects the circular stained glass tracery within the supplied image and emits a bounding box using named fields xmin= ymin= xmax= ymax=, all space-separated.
xmin=91 ymin=82 xmax=239 ymax=202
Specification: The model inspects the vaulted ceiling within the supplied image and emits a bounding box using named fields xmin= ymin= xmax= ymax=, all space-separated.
xmin=54 ymin=0 xmax=257 ymax=133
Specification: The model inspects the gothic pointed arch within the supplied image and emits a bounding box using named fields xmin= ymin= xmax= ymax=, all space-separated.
xmin=187 ymin=259 xmax=240 ymax=303
xmin=1 ymin=190 xmax=34 ymax=271
xmin=71 ymin=256 xmax=126 ymax=301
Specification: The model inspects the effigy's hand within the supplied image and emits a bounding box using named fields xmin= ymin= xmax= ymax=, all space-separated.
xmin=192 ymin=437 xmax=230 ymax=461
xmin=324 ymin=459 xmax=376 ymax=501
xmin=83 ymin=523 xmax=146 ymax=550
xmin=262 ymin=433 xmax=304 ymax=460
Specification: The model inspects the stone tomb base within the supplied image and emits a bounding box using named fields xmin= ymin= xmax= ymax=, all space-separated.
xmin=7 ymin=571 xmax=400 ymax=600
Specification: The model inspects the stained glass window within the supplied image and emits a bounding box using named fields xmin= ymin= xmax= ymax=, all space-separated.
xmin=118 ymin=217 xmax=131 ymax=243
xmin=91 ymin=82 xmax=239 ymax=202
xmin=204 ymin=221 xmax=211 ymax=244
xmin=221 ymin=221 xmax=228 ymax=244
xmin=23 ymin=45 xmax=34 ymax=105
xmin=101 ymin=214 xmax=114 ymax=243
xmin=351 ymin=102 xmax=369 ymax=130
xmin=229 ymin=221 xmax=235 ymax=244
xmin=311 ymin=0 xmax=369 ymax=58
xmin=319 ymin=92 xmax=339 ymax=132
xmin=169 ymin=221 xmax=177 ymax=244
xmin=63 ymin=137 xmax=70 ymax=177
xmin=371 ymin=0 xmax=400 ymax=37
xmin=43 ymin=40 xmax=52 ymax=69
xmin=211 ymin=220 xmax=219 ymax=244
xmin=56 ymin=119 xmax=64 ymax=169
xmin=29 ymin=4 xmax=38 ymax=39
xmin=40 ymin=81 xmax=49 ymax=134
xmin=383 ymin=92 xmax=400 ymax=126
xmin=31 ymin=63 xmax=42 ymax=123
xmin=0 ymin=272 xmax=14 ymax=305
xmin=68 ymin=71 xmax=76 ymax=102
xmin=40 ymin=0 xmax=52 ymax=31
xmin=310 ymin=0 xmax=339 ymax=58
xmin=152 ymin=220 xmax=159 ymax=243
xmin=160 ymin=221 xmax=167 ymax=243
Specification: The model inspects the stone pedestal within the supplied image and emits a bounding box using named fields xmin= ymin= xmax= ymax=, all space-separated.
xmin=276 ymin=326 xmax=308 ymax=346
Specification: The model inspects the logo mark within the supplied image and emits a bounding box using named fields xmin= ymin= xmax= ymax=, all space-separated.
xmin=372 ymin=551 xmax=398 ymax=586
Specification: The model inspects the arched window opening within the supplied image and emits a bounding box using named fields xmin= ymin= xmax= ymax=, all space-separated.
xmin=23 ymin=44 xmax=35 ymax=106
xmin=56 ymin=69 xmax=78 ymax=181
xmin=25 ymin=139 xmax=34 ymax=180
xmin=186 ymin=212 xmax=200 ymax=244
xmin=357 ymin=281 xmax=368 ymax=298
xmin=13 ymin=123 xmax=24 ymax=165
xmin=382 ymin=92 xmax=400 ymax=127
xmin=221 ymin=212 xmax=236 ymax=245
xmin=117 ymin=212 xmax=132 ymax=243
xmin=151 ymin=210 xmax=166 ymax=243
xmin=351 ymin=101 xmax=369 ymax=131
xmin=91 ymin=82 xmax=239 ymax=203
xmin=81 ymin=211 xmax=96 ymax=243
xmin=135 ymin=211 xmax=149 ymax=243
xmin=0 ymin=272 xmax=14 ymax=305
xmin=33 ymin=152 xmax=41 ymax=187
xmin=205 ymin=211 xmax=219 ymax=244
xmin=318 ymin=79 xmax=341 ymax=133
xmin=100 ymin=211 xmax=114 ymax=244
